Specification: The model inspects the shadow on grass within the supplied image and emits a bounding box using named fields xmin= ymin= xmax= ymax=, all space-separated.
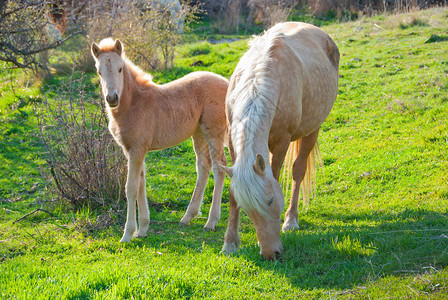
xmin=83 ymin=206 xmax=448 ymax=291
xmin=247 ymin=208 xmax=448 ymax=290
xmin=7 ymin=199 xmax=447 ymax=295
xmin=116 ymin=208 xmax=447 ymax=290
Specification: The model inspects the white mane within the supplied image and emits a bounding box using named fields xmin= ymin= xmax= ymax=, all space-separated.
xmin=228 ymin=30 xmax=282 ymax=217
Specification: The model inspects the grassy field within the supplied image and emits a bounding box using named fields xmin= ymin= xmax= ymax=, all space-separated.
xmin=1 ymin=8 xmax=448 ymax=299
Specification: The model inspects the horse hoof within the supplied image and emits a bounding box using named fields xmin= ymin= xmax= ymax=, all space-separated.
xmin=203 ymin=226 xmax=215 ymax=232
xmin=120 ymin=236 xmax=132 ymax=243
xmin=282 ymin=223 xmax=300 ymax=233
xmin=179 ymin=221 xmax=189 ymax=227
xmin=203 ymin=220 xmax=217 ymax=232
xmin=135 ymin=232 xmax=147 ymax=238
xmin=221 ymin=241 xmax=239 ymax=254
xmin=179 ymin=215 xmax=192 ymax=226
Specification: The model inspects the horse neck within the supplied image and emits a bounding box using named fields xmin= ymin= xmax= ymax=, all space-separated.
xmin=230 ymin=54 xmax=279 ymax=172
xmin=232 ymin=110 xmax=273 ymax=174
xmin=112 ymin=64 xmax=158 ymax=118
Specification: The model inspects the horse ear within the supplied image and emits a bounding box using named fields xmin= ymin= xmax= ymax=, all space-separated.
xmin=114 ymin=39 xmax=123 ymax=56
xmin=91 ymin=43 xmax=101 ymax=59
xmin=220 ymin=165 xmax=233 ymax=178
xmin=253 ymin=154 xmax=266 ymax=177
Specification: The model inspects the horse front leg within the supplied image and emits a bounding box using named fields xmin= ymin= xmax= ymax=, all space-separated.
xmin=136 ymin=161 xmax=150 ymax=238
xmin=221 ymin=138 xmax=240 ymax=253
xmin=222 ymin=189 xmax=241 ymax=253
xmin=121 ymin=151 xmax=145 ymax=242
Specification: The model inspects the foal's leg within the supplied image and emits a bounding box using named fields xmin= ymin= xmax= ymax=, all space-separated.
xmin=222 ymin=139 xmax=241 ymax=253
xmin=136 ymin=162 xmax=150 ymax=238
xmin=121 ymin=150 xmax=145 ymax=242
xmin=180 ymin=130 xmax=212 ymax=226
xmin=282 ymin=130 xmax=319 ymax=232
xmin=203 ymin=133 xmax=227 ymax=231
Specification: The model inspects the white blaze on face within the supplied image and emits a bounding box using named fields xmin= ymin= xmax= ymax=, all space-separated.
xmin=96 ymin=52 xmax=125 ymax=106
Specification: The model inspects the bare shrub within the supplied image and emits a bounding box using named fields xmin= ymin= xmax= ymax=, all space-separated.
xmin=202 ymin=0 xmax=294 ymax=32
xmin=248 ymin=0 xmax=296 ymax=28
xmin=0 ymin=0 xmax=82 ymax=71
xmin=37 ymin=74 xmax=127 ymax=213
xmin=204 ymin=0 xmax=246 ymax=33
xmin=84 ymin=0 xmax=198 ymax=71
xmin=306 ymin=0 xmax=441 ymax=17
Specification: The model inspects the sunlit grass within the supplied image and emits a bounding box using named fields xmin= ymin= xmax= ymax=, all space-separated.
xmin=1 ymin=7 xmax=448 ymax=299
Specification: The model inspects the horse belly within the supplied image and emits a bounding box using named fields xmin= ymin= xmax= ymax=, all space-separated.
xmin=272 ymin=25 xmax=339 ymax=140
xmin=281 ymin=65 xmax=337 ymax=140
xmin=299 ymin=69 xmax=338 ymax=136
xmin=149 ymin=114 xmax=200 ymax=151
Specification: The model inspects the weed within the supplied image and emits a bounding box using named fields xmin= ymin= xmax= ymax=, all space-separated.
xmin=424 ymin=33 xmax=448 ymax=43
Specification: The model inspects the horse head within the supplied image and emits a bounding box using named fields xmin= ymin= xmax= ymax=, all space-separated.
xmin=91 ymin=39 xmax=125 ymax=108
xmin=222 ymin=154 xmax=285 ymax=260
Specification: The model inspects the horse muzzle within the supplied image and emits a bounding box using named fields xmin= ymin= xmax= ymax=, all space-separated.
xmin=261 ymin=242 xmax=284 ymax=261
xmin=106 ymin=93 xmax=119 ymax=107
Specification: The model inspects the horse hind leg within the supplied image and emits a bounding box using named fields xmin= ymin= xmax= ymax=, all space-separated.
xmin=136 ymin=162 xmax=150 ymax=238
xmin=180 ymin=130 xmax=211 ymax=226
xmin=203 ymin=134 xmax=227 ymax=231
xmin=282 ymin=129 xmax=319 ymax=232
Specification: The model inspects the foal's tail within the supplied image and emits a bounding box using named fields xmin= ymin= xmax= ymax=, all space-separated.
xmin=281 ymin=139 xmax=322 ymax=207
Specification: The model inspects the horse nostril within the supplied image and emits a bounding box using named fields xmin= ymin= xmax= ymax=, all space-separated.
xmin=275 ymin=250 xmax=282 ymax=260
xmin=106 ymin=94 xmax=119 ymax=107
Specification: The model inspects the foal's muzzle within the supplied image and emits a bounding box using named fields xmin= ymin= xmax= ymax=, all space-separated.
xmin=106 ymin=94 xmax=119 ymax=107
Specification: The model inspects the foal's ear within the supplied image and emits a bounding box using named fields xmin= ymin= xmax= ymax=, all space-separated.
xmin=253 ymin=154 xmax=266 ymax=177
xmin=114 ymin=39 xmax=123 ymax=56
xmin=220 ymin=165 xmax=233 ymax=178
xmin=91 ymin=42 xmax=101 ymax=59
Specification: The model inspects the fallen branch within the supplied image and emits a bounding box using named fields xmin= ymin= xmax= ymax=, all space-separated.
xmin=12 ymin=208 xmax=53 ymax=224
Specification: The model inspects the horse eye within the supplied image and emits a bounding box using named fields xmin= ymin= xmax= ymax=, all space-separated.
xmin=119 ymin=68 xmax=122 ymax=73
xmin=98 ymin=71 xmax=102 ymax=76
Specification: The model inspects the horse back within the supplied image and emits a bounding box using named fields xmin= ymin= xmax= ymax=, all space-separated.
xmin=150 ymin=71 xmax=228 ymax=149
xmin=268 ymin=22 xmax=340 ymax=139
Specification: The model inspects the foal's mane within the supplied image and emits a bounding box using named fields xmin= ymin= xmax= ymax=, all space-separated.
xmin=98 ymin=38 xmax=153 ymax=86
xmin=229 ymin=31 xmax=283 ymax=217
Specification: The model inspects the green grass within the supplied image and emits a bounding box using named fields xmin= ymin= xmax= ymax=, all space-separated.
xmin=1 ymin=7 xmax=448 ymax=299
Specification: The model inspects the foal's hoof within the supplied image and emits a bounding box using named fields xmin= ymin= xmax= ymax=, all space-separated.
xmin=119 ymin=236 xmax=132 ymax=243
xmin=203 ymin=220 xmax=217 ymax=232
xmin=203 ymin=226 xmax=215 ymax=232
xmin=134 ymin=232 xmax=147 ymax=238
xmin=179 ymin=221 xmax=189 ymax=227
xmin=179 ymin=215 xmax=192 ymax=226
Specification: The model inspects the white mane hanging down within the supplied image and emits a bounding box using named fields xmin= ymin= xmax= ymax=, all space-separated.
xmin=228 ymin=30 xmax=283 ymax=217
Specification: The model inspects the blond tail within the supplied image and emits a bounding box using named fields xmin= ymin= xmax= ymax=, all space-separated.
xmin=281 ymin=140 xmax=322 ymax=207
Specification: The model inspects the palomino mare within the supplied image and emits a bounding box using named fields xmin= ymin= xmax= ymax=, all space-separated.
xmin=221 ymin=22 xmax=339 ymax=260
xmin=91 ymin=38 xmax=228 ymax=242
